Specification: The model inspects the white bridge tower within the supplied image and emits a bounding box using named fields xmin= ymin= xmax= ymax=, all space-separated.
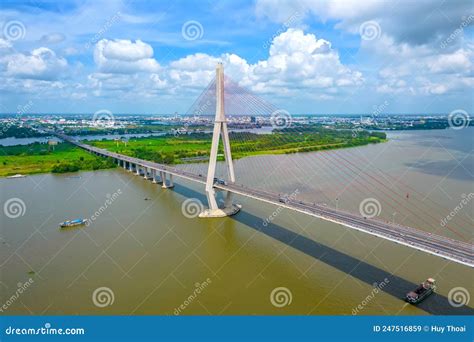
xmin=199 ymin=63 xmax=241 ymax=218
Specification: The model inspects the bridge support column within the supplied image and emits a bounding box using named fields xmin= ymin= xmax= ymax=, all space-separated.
xmin=152 ymin=169 xmax=157 ymax=183
xmin=161 ymin=172 xmax=168 ymax=188
xmin=136 ymin=165 xmax=140 ymax=176
xmin=129 ymin=162 xmax=133 ymax=172
xmin=169 ymin=174 xmax=174 ymax=188
xmin=144 ymin=167 xmax=148 ymax=179
xmin=123 ymin=161 xmax=127 ymax=170
xmin=200 ymin=63 xmax=240 ymax=218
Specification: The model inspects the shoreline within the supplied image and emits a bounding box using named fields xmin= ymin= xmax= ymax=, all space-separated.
xmin=0 ymin=138 xmax=387 ymax=178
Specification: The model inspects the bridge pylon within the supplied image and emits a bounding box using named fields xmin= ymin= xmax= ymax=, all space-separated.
xmin=199 ymin=63 xmax=241 ymax=218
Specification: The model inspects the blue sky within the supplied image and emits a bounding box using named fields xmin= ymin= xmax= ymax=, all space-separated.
xmin=0 ymin=0 xmax=473 ymax=115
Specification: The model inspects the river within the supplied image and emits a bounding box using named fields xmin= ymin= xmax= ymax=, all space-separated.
xmin=1 ymin=128 xmax=472 ymax=315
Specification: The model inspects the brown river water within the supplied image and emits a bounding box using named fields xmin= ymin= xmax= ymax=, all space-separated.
xmin=1 ymin=128 xmax=473 ymax=315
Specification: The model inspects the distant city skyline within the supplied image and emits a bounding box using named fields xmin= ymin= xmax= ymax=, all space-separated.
xmin=1 ymin=0 xmax=473 ymax=115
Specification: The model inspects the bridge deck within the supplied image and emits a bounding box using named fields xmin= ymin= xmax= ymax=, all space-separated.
xmin=56 ymin=133 xmax=474 ymax=268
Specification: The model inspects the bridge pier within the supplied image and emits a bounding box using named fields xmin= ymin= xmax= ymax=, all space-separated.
xmin=136 ymin=165 xmax=141 ymax=176
xmin=143 ymin=167 xmax=149 ymax=179
xmin=160 ymin=172 xmax=174 ymax=189
xmin=200 ymin=63 xmax=240 ymax=218
xmin=152 ymin=169 xmax=157 ymax=183
xmin=161 ymin=172 xmax=167 ymax=188
xmin=129 ymin=162 xmax=133 ymax=172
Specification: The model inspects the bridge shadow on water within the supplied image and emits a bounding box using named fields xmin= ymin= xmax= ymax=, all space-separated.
xmin=171 ymin=183 xmax=473 ymax=315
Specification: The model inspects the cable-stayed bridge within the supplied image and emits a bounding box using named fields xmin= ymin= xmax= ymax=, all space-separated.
xmin=52 ymin=63 xmax=473 ymax=268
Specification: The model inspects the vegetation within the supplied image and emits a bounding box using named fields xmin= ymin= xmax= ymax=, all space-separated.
xmin=0 ymin=124 xmax=47 ymax=139
xmin=0 ymin=126 xmax=385 ymax=177
xmin=62 ymin=124 xmax=208 ymax=136
xmin=0 ymin=142 xmax=116 ymax=177
xmin=89 ymin=128 xmax=386 ymax=164
xmin=335 ymin=118 xmax=474 ymax=131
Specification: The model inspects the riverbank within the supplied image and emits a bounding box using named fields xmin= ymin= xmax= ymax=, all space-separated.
xmin=90 ymin=130 xmax=386 ymax=164
xmin=0 ymin=142 xmax=116 ymax=177
xmin=0 ymin=129 xmax=386 ymax=177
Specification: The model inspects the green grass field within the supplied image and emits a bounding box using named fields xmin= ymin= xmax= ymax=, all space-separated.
xmin=0 ymin=142 xmax=116 ymax=177
xmin=89 ymin=129 xmax=386 ymax=164
xmin=0 ymin=128 xmax=386 ymax=177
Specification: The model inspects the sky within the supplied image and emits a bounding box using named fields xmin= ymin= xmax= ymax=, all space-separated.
xmin=0 ymin=0 xmax=473 ymax=115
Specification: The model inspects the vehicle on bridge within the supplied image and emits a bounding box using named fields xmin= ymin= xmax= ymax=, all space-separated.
xmin=213 ymin=177 xmax=228 ymax=186
xmin=405 ymin=278 xmax=436 ymax=304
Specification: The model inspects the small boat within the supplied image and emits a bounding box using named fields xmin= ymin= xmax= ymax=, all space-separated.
xmin=406 ymin=278 xmax=436 ymax=304
xmin=7 ymin=174 xmax=26 ymax=179
xmin=59 ymin=218 xmax=87 ymax=228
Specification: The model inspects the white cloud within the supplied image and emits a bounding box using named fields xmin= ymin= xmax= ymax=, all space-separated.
xmin=94 ymin=39 xmax=160 ymax=73
xmin=3 ymin=47 xmax=67 ymax=80
xmin=0 ymin=38 xmax=12 ymax=49
xmin=255 ymin=0 xmax=474 ymax=100
xmin=256 ymin=0 xmax=472 ymax=47
xmin=100 ymin=39 xmax=153 ymax=61
xmin=248 ymin=29 xmax=363 ymax=93
xmin=427 ymin=50 xmax=472 ymax=74
xmin=79 ymin=29 xmax=362 ymax=104
xmin=374 ymin=35 xmax=474 ymax=96
xmin=163 ymin=29 xmax=362 ymax=97
xmin=269 ymin=28 xmax=331 ymax=56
